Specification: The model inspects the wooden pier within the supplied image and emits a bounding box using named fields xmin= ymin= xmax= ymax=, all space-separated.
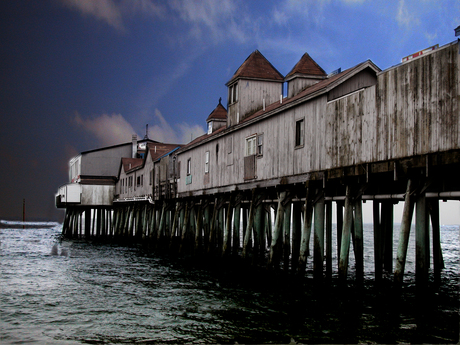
xmin=59 ymin=38 xmax=460 ymax=290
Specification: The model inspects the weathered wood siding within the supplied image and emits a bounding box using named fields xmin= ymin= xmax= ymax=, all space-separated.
xmin=178 ymin=41 xmax=459 ymax=195
xmin=377 ymin=42 xmax=459 ymax=159
xmin=228 ymin=79 xmax=283 ymax=126
xmin=287 ymin=77 xmax=322 ymax=98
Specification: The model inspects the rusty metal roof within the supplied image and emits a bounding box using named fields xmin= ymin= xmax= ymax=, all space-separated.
xmin=285 ymin=52 xmax=326 ymax=80
xmin=226 ymin=50 xmax=284 ymax=85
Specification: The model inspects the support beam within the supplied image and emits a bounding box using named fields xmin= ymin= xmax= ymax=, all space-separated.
xmin=325 ymin=201 xmax=333 ymax=280
xmin=395 ymin=179 xmax=429 ymax=286
xmin=416 ymin=192 xmax=429 ymax=289
xmin=353 ymin=196 xmax=364 ymax=283
xmin=313 ymin=192 xmax=325 ymax=280
xmin=242 ymin=190 xmax=256 ymax=259
xmin=268 ymin=191 xmax=288 ymax=268
xmin=298 ymin=186 xmax=313 ymax=273
xmin=338 ymin=185 xmax=353 ymax=281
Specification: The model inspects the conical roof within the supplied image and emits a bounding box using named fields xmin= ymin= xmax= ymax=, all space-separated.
xmin=226 ymin=50 xmax=284 ymax=85
xmin=285 ymin=52 xmax=326 ymax=80
xmin=206 ymin=101 xmax=227 ymax=122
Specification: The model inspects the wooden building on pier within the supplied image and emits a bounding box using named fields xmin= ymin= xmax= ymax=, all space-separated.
xmin=57 ymin=36 xmax=460 ymax=288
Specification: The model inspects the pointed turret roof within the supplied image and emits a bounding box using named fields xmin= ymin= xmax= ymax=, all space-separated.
xmin=226 ymin=50 xmax=284 ymax=85
xmin=285 ymin=52 xmax=326 ymax=80
xmin=206 ymin=99 xmax=227 ymax=122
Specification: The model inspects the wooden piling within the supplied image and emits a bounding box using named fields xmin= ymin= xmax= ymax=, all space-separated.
xmin=232 ymin=201 xmax=241 ymax=255
xmin=338 ymin=185 xmax=353 ymax=281
xmin=313 ymin=192 xmax=325 ymax=280
xmin=416 ymin=192 xmax=429 ymax=288
xmin=291 ymin=201 xmax=302 ymax=272
xmin=283 ymin=201 xmax=291 ymax=271
xmin=298 ymin=186 xmax=313 ymax=273
xmin=429 ymin=199 xmax=443 ymax=284
xmin=394 ymin=179 xmax=415 ymax=285
xmin=242 ymin=190 xmax=256 ymax=259
xmin=268 ymin=190 xmax=288 ymax=268
xmin=223 ymin=197 xmax=233 ymax=256
xmin=353 ymin=196 xmax=364 ymax=283
xmin=325 ymin=200 xmax=333 ymax=279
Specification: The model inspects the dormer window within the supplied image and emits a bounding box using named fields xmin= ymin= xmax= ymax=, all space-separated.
xmin=228 ymin=82 xmax=238 ymax=104
xmin=207 ymin=122 xmax=213 ymax=134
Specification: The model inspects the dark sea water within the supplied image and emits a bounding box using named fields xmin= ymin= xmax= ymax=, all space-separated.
xmin=0 ymin=220 xmax=459 ymax=344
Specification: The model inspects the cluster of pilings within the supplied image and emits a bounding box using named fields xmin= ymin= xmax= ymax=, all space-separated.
xmin=62 ymin=176 xmax=451 ymax=290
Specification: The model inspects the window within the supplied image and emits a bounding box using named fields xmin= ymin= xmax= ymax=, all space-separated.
xmin=227 ymin=137 xmax=233 ymax=154
xmin=187 ymin=158 xmax=191 ymax=175
xmin=295 ymin=119 xmax=305 ymax=147
xmin=207 ymin=122 xmax=212 ymax=135
xmin=228 ymin=82 xmax=238 ymax=104
xmin=257 ymin=134 xmax=263 ymax=156
xmin=149 ymin=169 xmax=153 ymax=185
xmin=205 ymin=151 xmax=210 ymax=173
xmin=246 ymin=135 xmax=257 ymax=156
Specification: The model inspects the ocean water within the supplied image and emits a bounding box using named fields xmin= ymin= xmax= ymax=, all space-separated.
xmin=0 ymin=220 xmax=458 ymax=344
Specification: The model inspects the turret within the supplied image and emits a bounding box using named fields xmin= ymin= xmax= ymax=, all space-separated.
xmin=285 ymin=53 xmax=326 ymax=98
xmin=226 ymin=50 xmax=284 ymax=126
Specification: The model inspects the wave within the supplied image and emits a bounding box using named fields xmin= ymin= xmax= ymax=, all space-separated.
xmin=0 ymin=220 xmax=61 ymax=227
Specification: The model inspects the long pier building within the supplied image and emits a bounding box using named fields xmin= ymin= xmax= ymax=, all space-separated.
xmin=57 ymin=36 xmax=460 ymax=288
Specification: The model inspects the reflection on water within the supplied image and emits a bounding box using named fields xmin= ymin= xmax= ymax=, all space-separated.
xmin=0 ymin=222 xmax=458 ymax=344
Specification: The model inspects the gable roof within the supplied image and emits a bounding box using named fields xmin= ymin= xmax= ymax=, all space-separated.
xmin=206 ymin=102 xmax=227 ymax=122
xmin=242 ymin=59 xmax=381 ymax=124
xmin=121 ymin=158 xmax=143 ymax=173
xmin=285 ymin=52 xmax=327 ymax=80
xmin=226 ymin=50 xmax=284 ymax=85
xmin=148 ymin=143 xmax=182 ymax=161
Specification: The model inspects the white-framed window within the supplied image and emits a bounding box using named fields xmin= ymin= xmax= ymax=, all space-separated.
xmin=295 ymin=118 xmax=305 ymax=147
xmin=187 ymin=158 xmax=191 ymax=175
xmin=246 ymin=135 xmax=257 ymax=156
xmin=207 ymin=122 xmax=212 ymax=135
xmin=205 ymin=151 xmax=210 ymax=173
xmin=257 ymin=134 xmax=263 ymax=156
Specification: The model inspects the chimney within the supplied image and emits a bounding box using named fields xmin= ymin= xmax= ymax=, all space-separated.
xmin=132 ymin=134 xmax=137 ymax=158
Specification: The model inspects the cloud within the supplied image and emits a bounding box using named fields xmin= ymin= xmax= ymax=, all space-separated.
xmin=396 ymin=0 xmax=420 ymax=29
xmin=149 ymin=109 xmax=205 ymax=144
xmin=168 ymin=0 xmax=248 ymax=44
xmin=59 ymin=0 xmax=125 ymax=31
xmin=58 ymin=0 xmax=166 ymax=32
xmin=73 ymin=112 xmax=138 ymax=147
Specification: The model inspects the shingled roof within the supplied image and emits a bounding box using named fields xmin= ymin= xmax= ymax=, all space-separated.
xmin=226 ymin=50 xmax=284 ymax=85
xmin=206 ymin=101 xmax=227 ymax=122
xmin=285 ymin=52 xmax=326 ymax=80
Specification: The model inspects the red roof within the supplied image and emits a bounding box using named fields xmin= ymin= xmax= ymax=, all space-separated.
xmin=121 ymin=158 xmax=143 ymax=173
xmin=285 ymin=52 xmax=326 ymax=80
xmin=148 ymin=143 xmax=181 ymax=161
xmin=206 ymin=102 xmax=227 ymax=122
xmin=227 ymin=50 xmax=284 ymax=85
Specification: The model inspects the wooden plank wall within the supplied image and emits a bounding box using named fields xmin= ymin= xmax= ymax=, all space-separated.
xmin=178 ymin=42 xmax=459 ymax=195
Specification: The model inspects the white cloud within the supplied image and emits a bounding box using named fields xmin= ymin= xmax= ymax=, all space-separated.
xmin=168 ymin=0 xmax=248 ymax=44
xmin=396 ymin=0 xmax=420 ymax=29
xmin=73 ymin=112 xmax=138 ymax=146
xmin=149 ymin=109 xmax=205 ymax=144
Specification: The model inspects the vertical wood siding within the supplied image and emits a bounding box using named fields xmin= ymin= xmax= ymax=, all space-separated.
xmin=178 ymin=42 xmax=459 ymax=195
